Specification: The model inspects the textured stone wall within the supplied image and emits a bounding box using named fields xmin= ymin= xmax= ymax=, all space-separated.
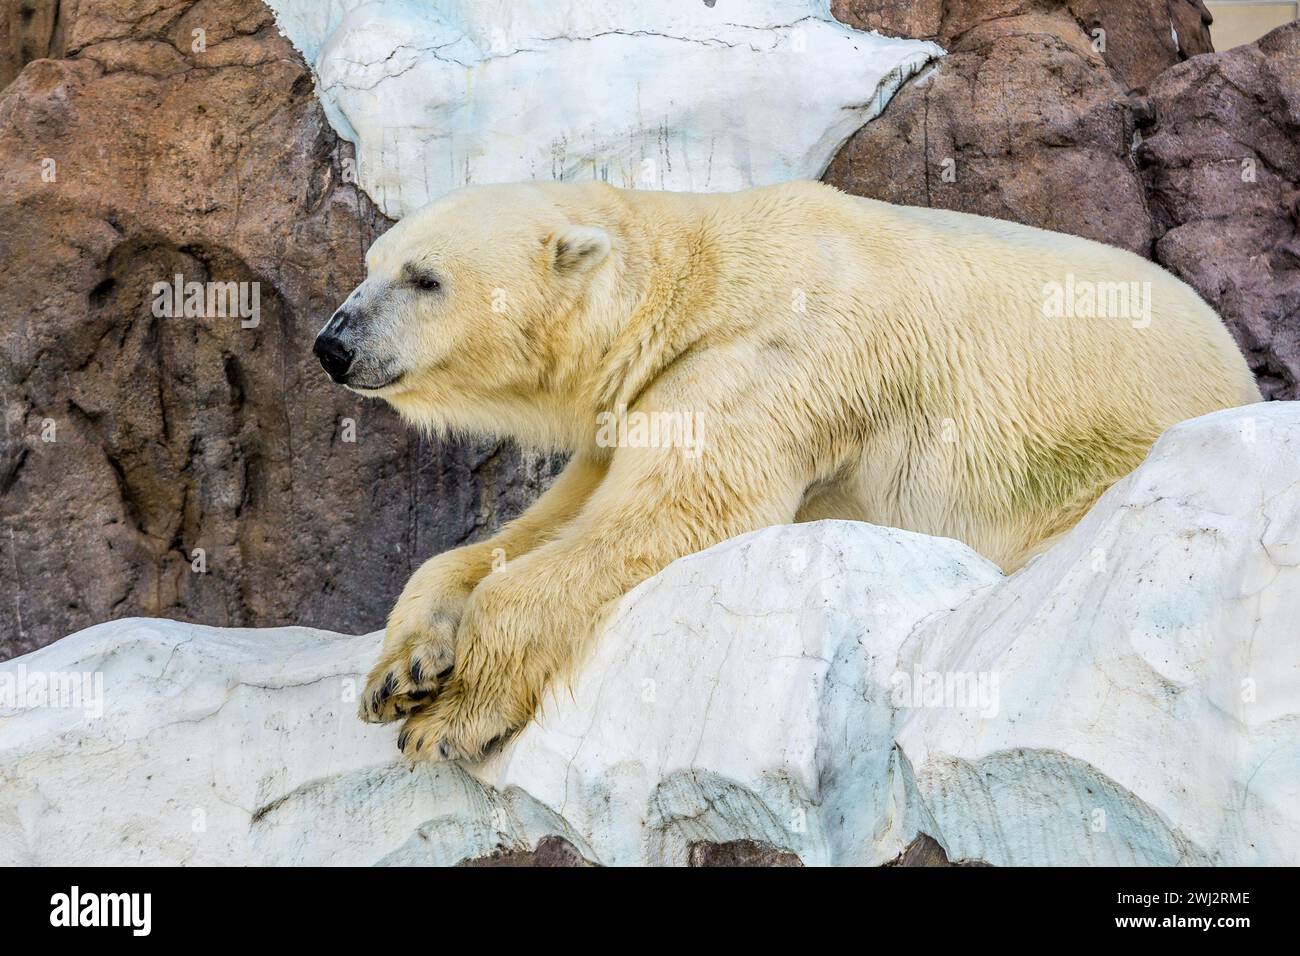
xmin=825 ymin=2 xmax=1296 ymax=399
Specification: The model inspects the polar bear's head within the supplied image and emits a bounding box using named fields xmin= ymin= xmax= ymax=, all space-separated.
xmin=314 ymin=182 xmax=614 ymax=434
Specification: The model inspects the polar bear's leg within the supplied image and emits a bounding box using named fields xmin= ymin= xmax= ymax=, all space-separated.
xmin=394 ymin=434 xmax=808 ymax=760
xmin=1004 ymin=531 xmax=1070 ymax=572
xmin=794 ymin=476 xmax=873 ymax=523
xmin=360 ymin=456 xmax=608 ymax=723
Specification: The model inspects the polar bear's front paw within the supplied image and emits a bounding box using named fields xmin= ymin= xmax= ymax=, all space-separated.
xmin=359 ymin=610 xmax=458 ymax=724
xmin=395 ymin=677 xmax=521 ymax=762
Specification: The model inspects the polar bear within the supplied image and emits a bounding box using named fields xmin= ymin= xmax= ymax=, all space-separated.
xmin=314 ymin=180 xmax=1259 ymax=760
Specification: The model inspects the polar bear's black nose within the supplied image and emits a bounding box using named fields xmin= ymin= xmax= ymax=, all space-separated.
xmin=314 ymin=329 xmax=355 ymax=383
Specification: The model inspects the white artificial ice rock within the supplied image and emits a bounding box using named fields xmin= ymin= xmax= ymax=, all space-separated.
xmin=261 ymin=0 xmax=945 ymax=217
xmin=3 ymin=403 xmax=1298 ymax=865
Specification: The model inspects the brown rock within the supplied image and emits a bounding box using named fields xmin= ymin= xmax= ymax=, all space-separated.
xmin=825 ymin=5 xmax=1157 ymax=254
xmin=0 ymin=0 xmax=64 ymax=89
xmin=687 ymin=839 xmax=804 ymax=867
xmin=883 ymin=833 xmax=991 ymax=866
xmin=831 ymin=0 xmax=1214 ymax=90
xmin=829 ymin=1 xmax=1299 ymax=401
xmin=458 ymin=836 xmax=597 ymax=867
xmin=831 ymin=0 xmax=945 ymax=41
xmin=1138 ymin=23 xmax=1300 ymax=399
xmin=826 ymin=1 xmax=1217 ymax=256
xmin=1053 ymin=0 xmax=1214 ymax=91
xmin=0 ymin=0 xmax=561 ymax=658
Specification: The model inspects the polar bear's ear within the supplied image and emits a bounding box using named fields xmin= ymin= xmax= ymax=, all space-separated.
xmin=552 ymin=226 xmax=610 ymax=274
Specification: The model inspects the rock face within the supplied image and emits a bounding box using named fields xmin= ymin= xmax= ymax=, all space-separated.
xmin=884 ymin=833 xmax=990 ymax=867
xmin=832 ymin=0 xmax=1214 ymax=89
xmin=457 ymin=835 xmax=596 ymax=867
xmin=824 ymin=7 xmax=1298 ymax=398
xmin=688 ymin=840 xmax=805 ymax=867
xmin=4 ymin=404 xmax=1297 ymax=866
xmin=1139 ymin=23 xmax=1300 ymax=400
xmin=825 ymin=0 xmax=1215 ymax=255
xmin=263 ymin=0 xmax=943 ymax=218
xmin=0 ymin=0 xmax=562 ymax=660
xmin=0 ymin=0 xmax=63 ymax=88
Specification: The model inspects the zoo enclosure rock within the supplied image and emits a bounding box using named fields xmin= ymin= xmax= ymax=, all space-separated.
xmin=825 ymin=0 xmax=1215 ymax=255
xmin=1138 ymin=22 xmax=1300 ymax=400
xmin=825 ymin=4 xmax=1297 ymax=399
xmin=0 ymin=0 xmax=561 ymax=659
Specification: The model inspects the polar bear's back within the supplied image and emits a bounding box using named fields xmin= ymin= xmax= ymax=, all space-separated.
xmin=696 ymin=181 xmax=1258 ymax=417
xmin=705 ymin=182 xmax=1261 ymax=567
xmin=847 ymin=191 xmax=1259 ymax=411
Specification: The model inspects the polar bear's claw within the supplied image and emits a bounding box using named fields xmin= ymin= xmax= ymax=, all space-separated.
xmin=392 ymin=678 xmax=521 ymax=764
xmin=360 ymin=615 xmax=460 ymax=724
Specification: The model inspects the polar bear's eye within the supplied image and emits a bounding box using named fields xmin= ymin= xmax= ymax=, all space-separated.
xmin=412 ymin=274 xmax=441 ymax=292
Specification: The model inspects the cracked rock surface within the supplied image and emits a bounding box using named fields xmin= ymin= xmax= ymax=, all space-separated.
xmin=4 ymin=404 xmax=1296 ymax=866
xmin=261 ymin=0 xmax=943 ymax=218
xmin=825 ymin=0 xmax=1215 ymax=255
xmin=1138 ymin=23 xmax=1300 ymax=400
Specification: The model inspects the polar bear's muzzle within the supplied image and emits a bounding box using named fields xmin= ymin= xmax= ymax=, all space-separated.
xmin=314 ymin=292 xmax=405 ymax=392
xmin=314 ymin=309 xmax=356 ymax=383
